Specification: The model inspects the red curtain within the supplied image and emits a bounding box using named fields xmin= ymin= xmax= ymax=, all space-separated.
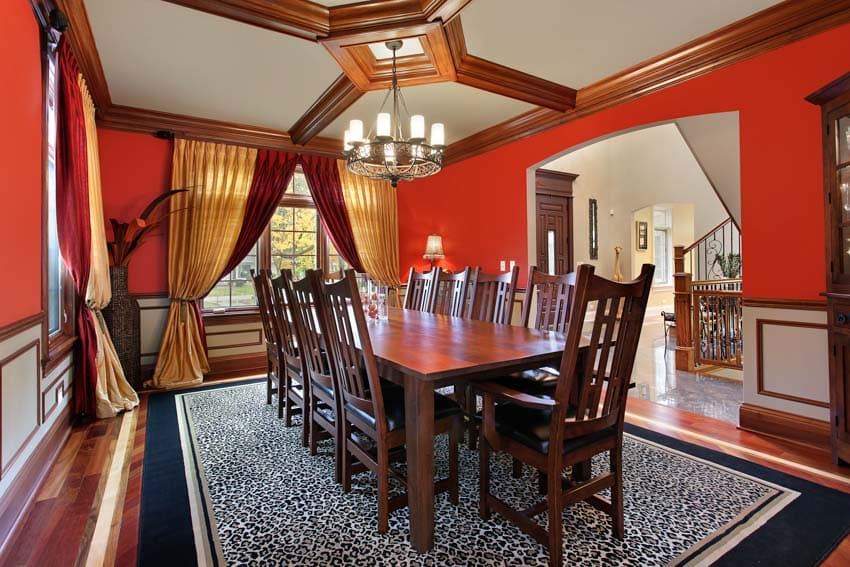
xmin=299 ymin=154 xmax=364 ymax=272
xmin=56 ymin=40 xmax=98 ymax=416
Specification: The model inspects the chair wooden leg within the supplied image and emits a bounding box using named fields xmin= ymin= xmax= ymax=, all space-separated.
xmin=334 ymin=414 xmax=343 ymax=485
xmin=611 ymin=446 xmax=624 ymax=539
xmin=277 ymin=384 xmax=285 ymax=420
xmin=467 ymin=387 xmax=478 ymax=450
xmin=377 ymin=446 xmax=390 ymax=534
xmin=300 ymin=391 xmax=309 ymax=449
xmin=512 ymin=457 xmax=523 ymax=479
xmin=479 ymin=434 xmax=491 ymax=520
xmin=547 ymin=470 xmax=563 ymax=567
xmin=283 ymin=375 xmax=293 ymax=426
xmin=538 ymin=471 xmax=548 ymax=495
xmin=448 ymin=417 xmax=461 ymax=505
xmin=309 ymin=407 xmax=319 ymax=457
xmin=266 ymin=365 xmax=273 ymax=406
xmin=341 ymin=421 xmax=352 ymax=493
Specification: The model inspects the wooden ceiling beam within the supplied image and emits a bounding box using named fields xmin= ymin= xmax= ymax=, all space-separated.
xmin=328 ymin=0 xmax=425 ymax=36
xmin=444 ymin=17 xmax=576 ymax=112
xmin=445 ymin=0 xmax=850 ymax=165
xmin=421 ymin=0 xmax=473 ymax=23
xmin=289 ymin=74 xmax=363 ymax=146
xmin=162 ymin=0 xmax=330 ymax=40
xmin=55 ymin=0 xmax=111 ymax=108
xmin=97 ymin=105 xmax=342 ymax=158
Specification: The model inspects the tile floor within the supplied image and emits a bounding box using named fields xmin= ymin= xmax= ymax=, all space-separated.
xmin=629 ymin=309 xmax=743 ymax=424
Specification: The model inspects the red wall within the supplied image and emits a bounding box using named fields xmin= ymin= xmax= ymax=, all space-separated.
xmin=399 ymin=23 xmax=850 ymax=300
xmin=97 ymin=128 xmax=172 ymax=294
xmin=0 ymin=2 xmax=42 ymax=326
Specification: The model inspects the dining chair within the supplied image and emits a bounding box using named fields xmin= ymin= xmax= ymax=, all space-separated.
xmin=433 ymin=266 xmax=472 ymax=317
xmin=521 ymin=265 xmax=576 ymax=332
xmin=402 ymin=267 xmax=438 ymax=312
xmin=281 ymin=269 xmax=343 ymax=482
xmin=268 ymin=272 xmax=308 ymax=447
xmin=250 ymin=269 xmax=280 ymax=412
xmin=315 ymin=269 xmax=463 ymax=534
xmin=324 ymin=269 xmax=343 ymax=282
xmin=474 ymin=264 xmax=654 ymax=567
xmin=467 ymin=266 xmax=520 ymax=324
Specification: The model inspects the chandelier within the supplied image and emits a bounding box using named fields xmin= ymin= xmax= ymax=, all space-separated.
xmin=343 ymin=40 xmax=444 ymax=188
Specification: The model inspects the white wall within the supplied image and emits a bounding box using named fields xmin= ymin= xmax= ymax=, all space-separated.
xmin=541 ymin=123 xmax=728 ymax=282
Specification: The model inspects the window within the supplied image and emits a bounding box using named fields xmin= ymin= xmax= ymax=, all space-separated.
xmin=45 ymin=44 xmax=62 ymax=334
xmin=203 ymin=171 xmax=349 ymax=311
xmin=652 ymin=207 xmax=672 ymax=286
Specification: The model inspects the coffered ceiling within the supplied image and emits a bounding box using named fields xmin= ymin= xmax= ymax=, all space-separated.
xmin=63 ymin=0 xmax=850 ymax=162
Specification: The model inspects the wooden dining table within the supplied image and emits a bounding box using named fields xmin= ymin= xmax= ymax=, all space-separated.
xmin=364 ymin=307 xmax=571 ymax=553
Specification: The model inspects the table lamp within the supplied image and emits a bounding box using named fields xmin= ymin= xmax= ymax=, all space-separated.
xmin=422 ymin=234 xmax=445 ymax=269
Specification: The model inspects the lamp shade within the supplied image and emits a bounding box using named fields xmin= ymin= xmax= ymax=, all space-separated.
xmin=422 ymin=233 xmax=445 ymax=259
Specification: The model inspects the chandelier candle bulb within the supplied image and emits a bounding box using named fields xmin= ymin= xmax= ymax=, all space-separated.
xmin=410 ymin=115 xmax=425 ymax=140
xmin=343 ymin=129 xmax=352 ymax=151
xmin=431 ymin=123 xmax=445 ymax=146
xmin=376 ymin=113 xmax=391 ymax=138
xmin=349 ymin=119 xmax=364 ymax=142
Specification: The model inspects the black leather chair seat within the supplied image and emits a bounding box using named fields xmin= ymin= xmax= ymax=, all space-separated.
xmin=345 ymin=382 xmax=462 ymax=432
xmin=493 ymin=402 xmax=611 ymax=454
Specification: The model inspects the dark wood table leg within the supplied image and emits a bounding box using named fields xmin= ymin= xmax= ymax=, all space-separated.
xmin=404 ymin=374 xmax=435 ymax=552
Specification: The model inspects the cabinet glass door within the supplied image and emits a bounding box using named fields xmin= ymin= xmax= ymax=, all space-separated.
xmin=839 ymin=115 xmax=850 ymax=166
xmin=837 ymin=115 xmax=850 ymax=280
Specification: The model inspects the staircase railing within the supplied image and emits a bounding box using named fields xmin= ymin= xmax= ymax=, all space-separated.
xmin=691 ymin=280 xmax=743 ymax=369
xmin=682 ymin=218 xmax=741 ymax=281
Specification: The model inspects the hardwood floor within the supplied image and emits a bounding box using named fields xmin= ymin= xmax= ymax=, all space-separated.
xmin=1 ymin=375 xmax=848 ymax=566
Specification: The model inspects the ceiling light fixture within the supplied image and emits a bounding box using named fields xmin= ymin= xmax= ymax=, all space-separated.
xmin=343 ymin=40 xmax=444 ymax=188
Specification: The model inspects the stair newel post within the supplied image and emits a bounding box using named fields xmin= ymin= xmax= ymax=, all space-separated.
xmin=673 ymin=245 xmax=695 ymax=371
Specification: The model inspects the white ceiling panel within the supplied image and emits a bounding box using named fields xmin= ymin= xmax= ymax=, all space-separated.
xmin=324 ymin=82 xmax=534 ymax=145
xmin=85 ymin=0 xmax=342 ymax=131
xmin=461 ymin=0 xmax=783 ymax=89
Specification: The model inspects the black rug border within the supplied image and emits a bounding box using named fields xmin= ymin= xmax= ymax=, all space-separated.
xmin=138 ymin=380 xmax=850 ymax=567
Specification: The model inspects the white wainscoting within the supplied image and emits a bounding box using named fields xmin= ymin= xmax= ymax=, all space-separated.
xmin=0 ymin=318 xmax=72 ymax=499
xmin=742 ymin=305 xmax=829 ymax=422
xmin=139 ymin=296 xmax=171 ymax=369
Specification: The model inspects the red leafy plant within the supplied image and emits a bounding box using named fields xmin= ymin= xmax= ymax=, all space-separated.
xmin=107 ymin=189 xmax=188 ymax=266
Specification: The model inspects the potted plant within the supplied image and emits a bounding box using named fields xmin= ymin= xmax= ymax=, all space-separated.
xmin=103 ymin=189 xmax=187 ymax=389
xmin=713 ymin=252 xmax=742 ymax=279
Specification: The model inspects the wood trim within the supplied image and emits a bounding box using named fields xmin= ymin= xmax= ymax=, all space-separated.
xmin=41 ymin=365 xmax=71 ymax=423
xmin=444 ymin=18 xmax=576 ymax=112
xmin=755 ymin=318 xmax=830 ymax=408
xmin=742 ymin=297 xmax=828 ymax=310
xmin=0 ymin=341 xmax=43 ymax=478
xmin=97 ymin=105 xmax=342 ymax=157
xmin=203 ymin=311 xmax=262 ymax=325
xmin=289 ymin=74 xmax=363 ymax=145
xmin=534 ymin=169 xmax=577 ymax=196
xmin=0 ymin=314 xmax=44 ymax=344
xmin=739 ymin=402 xmax=830 ymax=450
xmin=43 ymin=335 xmax=75 ymax=375
xmin=163 ymin=0 xmax=330 ymax=40
xmin=207 ymin=352 xmax=267 ymax=380
xmin=806 ymin=70 xmax=850 ymax=104
xmin=205 ymin=329 xmax=264 ymax=351
xmin=328 ymin=0 xmax=425 ymax=36
xmin=55 ymin=0 xmax=111 ymax=108
xmin=445 ymin=0 xmax=850 ymax=165
xmin=0 ymin=403 xmax=71 ymax=561
xmin=421 ymin=0 xmax=471 ymax=23
xmin=133 ymin=291 xmax=169 ymax=300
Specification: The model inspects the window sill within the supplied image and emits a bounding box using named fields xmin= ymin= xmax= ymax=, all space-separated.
xmin=202 ymin=309 xmax=261 ymax=325
xmin=44 ymin=334 xmax=77 ymax=374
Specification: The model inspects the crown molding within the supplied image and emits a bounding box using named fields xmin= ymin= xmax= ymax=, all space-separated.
xmin=444 ymin=17 xmax=576 ymax=112
xmin=289 ymin=74 xmax=363 ymax=146
xmin=55 ymin=0 xmax=111 ymax=108
xmin=97 ymin=105 xmax=342 ymax=157
xmin=445 ymin=0 xmax=850 ymax=165
xmin=163 ymin=0 xmax=330 ymax=40
xmin=421 ymin=0 xmax=472 ymax=23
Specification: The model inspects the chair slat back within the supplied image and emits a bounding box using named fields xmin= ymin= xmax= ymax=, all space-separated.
xmin=520 ymin=266 xmax=576 ymax=332
xmin=251 ymin=269 xmax=278 ymax=349
xmin=433 ymin=267 xmax=472 ymax=318
xmin=268 ymin=273 xmax=300 ymax=366
xmin=467 ymin=266 xmax=519 ymax=324
xmin=552 ymin=264 xmax=654 ymax=438
xmin=403 ymin=267 xmax=438 ymax=312
xmin=281 ymin=269 xmax=334 ymax=391
xmin=315 ymin=270 xmax=386 ymax=431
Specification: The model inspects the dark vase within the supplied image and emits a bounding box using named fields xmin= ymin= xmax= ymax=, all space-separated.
xmin=103 ymin=265 xmax=141 ymax=391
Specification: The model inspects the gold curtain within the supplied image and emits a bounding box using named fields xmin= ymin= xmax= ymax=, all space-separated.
xmin=336 ymin=162 xmax=401 ymax=294
xmin=79 ymin=77 xmax=139 ymax=418
xmin=152 ymin=139 xmax=257 ymax=388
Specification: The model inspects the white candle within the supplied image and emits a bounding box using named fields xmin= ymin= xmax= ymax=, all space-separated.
xmin=430 ymin=123 xmax=445 ymax=146
xmin=384 ymin=143 xmax=395 ymax=163
xmin=343 ymin=129 xmax=352 ymax=151
xmin=349 ymin=119 xmax=363 ymax=142
xmin=377 ymin=113 xmax=391 ymax=137
xmin=410 ymin=115 xmax=425 ymax=139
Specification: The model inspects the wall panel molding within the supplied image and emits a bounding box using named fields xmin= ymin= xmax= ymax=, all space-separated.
xmin=742 ymin=297 xmax=827 ymax=310
xmin=756 ymin=318 xmax=830 ymax=408
xmin=0 ymin=340 xmax=41 ymax=478
xmin=0 ymin=313 xmax=43 ymax=344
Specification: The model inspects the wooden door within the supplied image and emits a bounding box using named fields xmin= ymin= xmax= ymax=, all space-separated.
xmin=535 ymin=169 xmax=576 ymax=275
